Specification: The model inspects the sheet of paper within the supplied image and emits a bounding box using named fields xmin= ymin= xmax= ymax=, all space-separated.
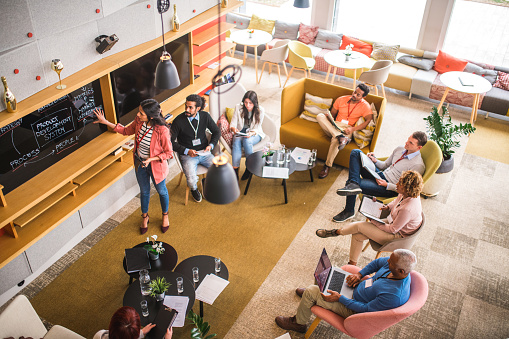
xmin=195 ymin=274 xmax=230 ymax=305
xmin=195 ymin=150 xmax=211 ymax=155
xmin=359 ymin=152 xmax=381 ymax=180
xmin=163 ymin=295 xmax=189 ymax=327
xmin=291 ymin=147 xmax=311 ymax=165
xmin=359 ymin=197 xmax=383 ymax=218
xmin=275 ymin=333 xmax=292 ymax=339
xmin=262 ymin=166 xmax=289 ymax=179
xmin=207 ymin=62 xmax=219 ymax=69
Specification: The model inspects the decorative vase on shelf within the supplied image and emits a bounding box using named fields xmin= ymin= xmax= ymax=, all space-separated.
xmin=148 ymin=251 xmax=159 ymax=260
xmin=221 ymin=0 xmax=228 ymax=8
xmin=1 ymin=76 xmax=17 ymax=113
xmin=172 ymin=4 xmax=180 ymax=32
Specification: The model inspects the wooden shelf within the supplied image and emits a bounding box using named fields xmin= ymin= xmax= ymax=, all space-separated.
xmin=0 ymin=132 xmax=130 ymax=228
xmin=13 ymin=183 xmax=78 ymax=228
xmin=73 ymin=151 xmax=126 ymax=186
xmin=193 ymin=22 xmax=236 ymax=46
xmin=0 ymin=160 xmax=132 ymax=269
xmin=193 ymin=42 xmax=236 ymax=67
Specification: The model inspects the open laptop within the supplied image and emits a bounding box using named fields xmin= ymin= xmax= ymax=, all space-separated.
xmin=314 ymin=248 xmax=354 ymax=298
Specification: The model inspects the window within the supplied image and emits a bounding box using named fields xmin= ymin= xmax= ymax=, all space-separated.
xmin=332 ymin=0 xmax=427 ymax=48
xmin=239 ymin=0 xmax=313 ymax=25
xmin=442 ymin=0 xmax=509 ymax=67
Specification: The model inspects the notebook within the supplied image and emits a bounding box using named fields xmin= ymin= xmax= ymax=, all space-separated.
xmin=314 ymin=248 xmax=354 ymax=298
xmin=146 ymin=306 xmax=178 ymax=339
xmin=124 ymin=248 xmax=150 ymax=273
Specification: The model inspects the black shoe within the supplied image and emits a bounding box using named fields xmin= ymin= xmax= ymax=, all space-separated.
xmin=234 ymin=168 xmax=239 ymax=181
xmin=332 ymin=209 xmax=355 ymax=223
xmin=241 ymin=169 xmax=251 ymax=181
xmin=336 ymin=181 xmax=362 ymax=196
xmin=191 ymin=189 xmax=202 ymax=202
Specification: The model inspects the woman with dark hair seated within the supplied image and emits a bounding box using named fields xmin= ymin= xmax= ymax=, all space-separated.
xmin=93 ymin=306 xmax=172 ymax=339
xmin=316 ymin=170 xmax=424 ymax=266
xmin=230 ymin=90 xmax=265 ymax=180
xmin=94 ymin=99 xmax=173 ymax=234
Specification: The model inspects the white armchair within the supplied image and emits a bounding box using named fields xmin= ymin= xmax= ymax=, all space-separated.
xmin=0 ymin=295 xmax=85 ymax=339
xmin=209 ymin=82 xmax=277 ymax=156
xmin=258 ymin=39 xmax=290 ymax=87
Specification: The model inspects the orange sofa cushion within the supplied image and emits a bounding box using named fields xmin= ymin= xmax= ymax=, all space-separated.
xmin=433 ymin=50 xmax=467 ymax=74
xmin=340 ymin=36 xmax=372 ymax=57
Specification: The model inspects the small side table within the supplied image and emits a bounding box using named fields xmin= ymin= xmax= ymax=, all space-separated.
xmin=324 ymin=50 xmax=371 ymax=89
xmin=122 ymin=271 xmax=195 ymax=326
xmin=173 ymin=255 xmax=229 ymax=318
xmin=123 ymin=242 xmax=178 ymax=284
xmin=437 ymin=71 xmax=492 ymax=125
xmin=229 ymin=29 xmax=273 ymax=81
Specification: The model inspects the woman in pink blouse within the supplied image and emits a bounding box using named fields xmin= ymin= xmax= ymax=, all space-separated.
xmin=316 ymin=170 xmax=423 ymax=265
xmin=94 ymin=99 xmax=173 ymax=234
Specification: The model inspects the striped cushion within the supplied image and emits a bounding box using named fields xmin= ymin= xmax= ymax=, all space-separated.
xmin=299 ymin=93 xmax=333 ymax=122
xmin=371 ymin=42 xmax=400 ymax=62
xmin=353 ymin=103 xmax=378 ymax=149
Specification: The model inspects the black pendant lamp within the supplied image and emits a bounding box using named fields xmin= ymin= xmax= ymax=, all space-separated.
xmin=203 ymin=153 xmax=240 ymax=204
xmin=155 ymin=0 xmax=180 ymax=89
xmin=293 ymin=0 xmax=310 ymax=8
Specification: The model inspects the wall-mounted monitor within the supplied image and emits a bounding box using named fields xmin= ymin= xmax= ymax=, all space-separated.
xmin=111 ymin=34 xmax=191 ymax=125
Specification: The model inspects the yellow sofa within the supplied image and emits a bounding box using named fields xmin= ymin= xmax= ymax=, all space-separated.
xmin=280 ymin=78 xmax=386 ymax=168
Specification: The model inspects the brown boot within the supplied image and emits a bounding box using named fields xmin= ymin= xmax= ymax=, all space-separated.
xmin=275 ymin=316 xmax=307 ymax=333
xmin=318 ymin=165 xmax=329 ymax=179
xmin=295 ymin=288 xmax=306 ymax=297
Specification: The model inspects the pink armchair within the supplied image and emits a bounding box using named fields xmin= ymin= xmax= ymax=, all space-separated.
xmin=304 ymin=265 xmax=428 ymax=339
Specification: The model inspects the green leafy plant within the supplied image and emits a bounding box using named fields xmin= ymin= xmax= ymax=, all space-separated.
xmin=423 ymin=105 xmax=476 ymax=160
xmin=187 ymin=309 xmax=217 ymax=339
xmin=149 ymin=276 xmax=171 ymax=296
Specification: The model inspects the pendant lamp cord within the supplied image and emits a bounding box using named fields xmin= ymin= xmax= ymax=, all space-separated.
xmin=161 ymin=12 xmax=167 ymax=53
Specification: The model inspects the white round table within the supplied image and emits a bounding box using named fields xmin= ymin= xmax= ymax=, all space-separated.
xmin=230 ymin=29 xmax=273 ymax=81
xmin=324 ymin=50 xmax=371 ymax=89
xmin=438 ymin=71 xmax=492 ymax=124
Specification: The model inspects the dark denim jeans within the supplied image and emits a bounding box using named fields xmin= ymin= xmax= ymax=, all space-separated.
xmin=136 ymin=163 xmax=169 ymax=214
xmin=344 ymin=149 xmax=397 ymax=212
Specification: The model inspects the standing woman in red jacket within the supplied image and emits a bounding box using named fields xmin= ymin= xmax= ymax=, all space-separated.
xmin=93 ymin=99 xmax=173 ymax=234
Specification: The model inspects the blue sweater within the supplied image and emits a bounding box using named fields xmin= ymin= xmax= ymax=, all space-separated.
xmin=338 ymin=257 xmax=411 ymax=313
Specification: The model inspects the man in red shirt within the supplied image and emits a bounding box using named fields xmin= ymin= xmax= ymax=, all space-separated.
xmin=316 ymin=83 xmax=373 ymax=179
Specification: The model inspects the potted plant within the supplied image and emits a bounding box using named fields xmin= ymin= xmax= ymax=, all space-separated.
xmin=149 ymin=276 xmax=171 ymax=301
xmin=344 ymin=44 xmax=354 ymax=61
xmin=422 ymin=105 xmax=475 ymax=196
xmin=262 ymin=143 xmax=275 ymax=164
xmin=144 ymin=234 xmax=165 ymax=260
xmin=187 ymin=310 xmax=216 ymax=339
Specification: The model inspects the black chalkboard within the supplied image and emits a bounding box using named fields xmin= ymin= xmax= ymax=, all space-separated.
xmin=0 ymin=80 xmax=106 ymax=195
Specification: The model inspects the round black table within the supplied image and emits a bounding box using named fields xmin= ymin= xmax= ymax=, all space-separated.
xmin=123 ymin=242 xmax=178 ymax=284
xmin=123 ymin=271 xmax=195 ymax=326
xmin=244 ymin=150 xmax=297 ymax=204
xmin=173 ymin=255 xmax=229 ymax=317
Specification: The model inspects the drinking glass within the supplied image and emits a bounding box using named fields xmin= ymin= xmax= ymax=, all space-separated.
xmin=140 ymin=300 xmax=149 ymax=317
xmin=277 ymin=150 xmax=285 ymax=165
xmin=214 ymin=258 xmax=221 ymax=274
xmin=285 ymin=149 xmax=292 ymax=163
xmin=311 ymin=149 xmax=317 ymax=161
xmin=192 ymin=267 xmax=199 ymax=283
xmin=176 ymin=277 xmax=184 ymax=293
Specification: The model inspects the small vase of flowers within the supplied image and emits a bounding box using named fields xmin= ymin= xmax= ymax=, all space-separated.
xmin=144 ymin=235 xmax=165 ymax=260
xmin=247 ymin=28 xmax=254 ymax=38
xmin=344 ymin=44 xmax=354 ymax=61
xmin=262 ymin=143 xmax=275 ymax=164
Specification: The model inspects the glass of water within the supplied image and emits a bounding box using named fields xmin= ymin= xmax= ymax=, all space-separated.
xmin=192 ymin=267 xmax=199 ymax=283
xmin=176 ymin=277 xmax=184 ymax=294
xmin=214 ymin=258 xmax=221 ymax=274
xmin=277 ymin=149 xmax=285 ymax=165
xmin=285 ymin=149 xmax=292 ymax=163
xmin=140 ymin=300 xmax=149 ymax=317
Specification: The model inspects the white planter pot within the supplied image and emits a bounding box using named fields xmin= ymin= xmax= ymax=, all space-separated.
xmin=422 ymin=155 xmax=454 ymax=197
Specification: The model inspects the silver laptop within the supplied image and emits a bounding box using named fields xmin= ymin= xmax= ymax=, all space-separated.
xmin=314 ymin=248 xmax=354 ymax=298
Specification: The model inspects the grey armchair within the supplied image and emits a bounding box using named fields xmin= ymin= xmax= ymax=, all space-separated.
xmin=258 ymin=39 xmax=290 ymax=87
xmin=358 ymin=60 xmax=393 ymax=97
xmin=363 ymin=212 xmax=425 ymax=259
